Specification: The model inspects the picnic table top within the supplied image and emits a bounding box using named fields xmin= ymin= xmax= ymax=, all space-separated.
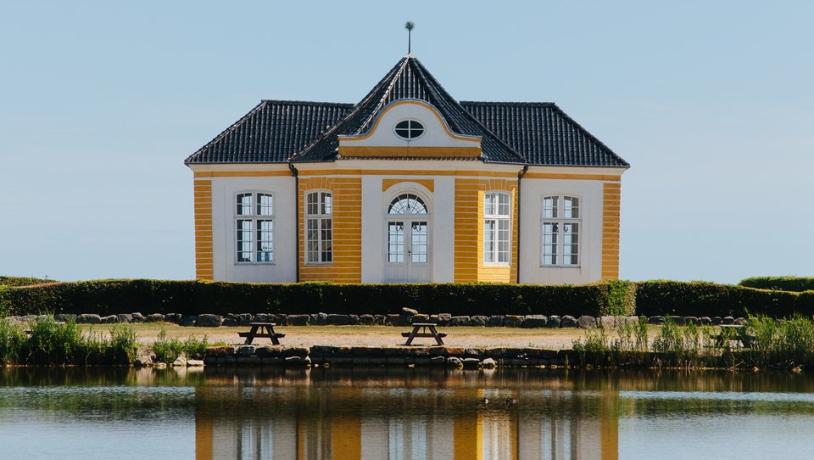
xmin=410 ymin=322 xmax=438 ymax=327
xmin=248 ymin=322 xmax=276 ymax=327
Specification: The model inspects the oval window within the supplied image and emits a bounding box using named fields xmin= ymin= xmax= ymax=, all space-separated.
xmin=394 ymin=120 xmax=424 ymax=140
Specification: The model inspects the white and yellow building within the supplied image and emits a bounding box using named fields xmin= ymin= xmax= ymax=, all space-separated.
xmin=185 ymin=55 xmax=629 ymax=284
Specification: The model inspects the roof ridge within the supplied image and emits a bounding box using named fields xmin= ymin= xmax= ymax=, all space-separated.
xmin=354 ymin=58 xmax=412 ymax=134
xmin=410 ymin=59 xmax=526 ymax=164
xmin=289 ymin=58 xmax=408 ymax=162
xmin=259 ymin=99 xmax=354 ymax=107
xmin=184 ymin=100 xmax=268 ymax=165
xmin=461 ymin=100 xmax=557 ymax=107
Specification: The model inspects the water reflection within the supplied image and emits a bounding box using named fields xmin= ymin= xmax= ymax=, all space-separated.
xmin=2 ymin=368 xmax=814 ymax=459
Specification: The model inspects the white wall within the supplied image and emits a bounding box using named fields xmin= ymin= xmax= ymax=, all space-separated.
xmin=518 ymin=177 xmax=604 ymax=284
xmin=210 ymin=176 xmax=297 ymax=282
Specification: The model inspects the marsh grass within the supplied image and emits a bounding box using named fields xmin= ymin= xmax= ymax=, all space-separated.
xmin=152 ymin=329 xmax=184 ymax=364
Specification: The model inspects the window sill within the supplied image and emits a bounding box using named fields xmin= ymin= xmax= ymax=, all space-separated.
xmin=483 ymin=262 xmax=511 ymax=267
xmin=235 ymin=262 xmax=276 ymax=266
xmin=539 ymin=265 xmax=581 ymax=269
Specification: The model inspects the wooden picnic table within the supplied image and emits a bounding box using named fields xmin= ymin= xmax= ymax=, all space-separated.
xmin=238 ymin=322 xmax=285 ymax=345
xmin=402 ymin=322 xmax=447 ymax=346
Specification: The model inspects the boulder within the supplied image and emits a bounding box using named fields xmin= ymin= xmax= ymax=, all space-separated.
xmin=358 ymin=314 xmax=375 ymax=325
xmin=374 ymin=314 xmax=387 ymax=325
xmin=669 ymin=315 xmax=686 ymax=326
xmin=547 ymin=315 xmax=562 ymax=328
xmin=286 ymin=314 xmax=310 ymax=326
xmin=100 ymin=315 xmax=118 ymax=324
xmin=313 ymin=313 xmax=328 ymax=325
xmin=284 ymin=355 xmax=307 ymax=366
xmin=462 ymin=358 xmax=481 ymax=368
xmin=712 ymin=316 xmax=723 ymax=325
xmin=172 ymin=356 xmax=187 ymax=367
xmin=684 ymin=316 xmax=699 ymax=325
xmin=437 ymin=313 xmax=452 ymax=325
xmin=446 ymin=357 xmax=463 ymax=368
xmin=187 ymin=359 xmax=204 ymax=367
xmin=734 ymin=317 xmax=748 ymax=326
xmin=326 ymin=314 xmax=352 ymax=325
xmin=503 ymin=315 xmax=524 ymax=328
xmin=55 ymin=314 xmax=77 ymax=323
xmin=76 ymin=314 xmax=102 ymax=324
xmin=146 ymin=313 xmax=165 ymax=323
xmin=648 ymin=316 xmax=665 ymax=325
xmin=411 ymin=314 xmax=430 ymax=324
xmin=165 ymin=313 xmax=181 ymax=324
xmin=700 ymin=316 xmax=712 ymax=325
xmin=130 ymin=312 xmax=145 ymax=323
xmin=577 ymin=316 xmax=597 ymax=329
xmin=222 ymin=315 xmax=238 ymax=326
xmin=722 ymin=316 xmax=735 ymax=325
xmin=599 ymin=316 xmax=616 ymax=329
xmin=196 ymin=314 xmax=223 ymax=327
xmin=450 ymin=316 xmax=471 ymax=327
xmin=487 ymin=315 xmax=505 ymax=327
xmin=179 ymin=315 xmax=197 ymax=327
xmin=470 ymin=315 xmax=489 ymax=326
xmin=481 ymin=357 xmax=497 ymax=369
xmin=560 ymin=315 xmax=578 ymax=327
xmin=237 ymin=345 xmax=257 ymax=356
xmin=134 ymin=355 xmax=153 ymax=367
xmin=254 ymin=313 xmax=271 ymax=322
xmin=401 ymin=307 xmax=419 ymax=316
xmin=385 ymin=314 xmax=401 ymax=326
xmin=115 ymin=314 xmax=133 ymax=323
xmin=237 ymin=313 xmax=254 ymax=325
xmin=522 ymin=315 xmax=548 ymax=328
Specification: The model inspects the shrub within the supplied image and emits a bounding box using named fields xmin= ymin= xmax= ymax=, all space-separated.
xmin=0 ymin=279 xmax=634 ymax=317
xmin=183 ymin=335 xmax=208 ymax=359
xmin=0 ymin=276 xmax=54 ymax=287
xmin=152 ymin=329 xmax=184 ymax=364
xmin=635 ymin=280 xmax=810 ymax=318
xmin=739 ymin=277 xmax=814 ymax=293
xmin=109 ymin=324 xmax=138 ymax=364
xmin=0 ymin=319 xmax=25 ymax=364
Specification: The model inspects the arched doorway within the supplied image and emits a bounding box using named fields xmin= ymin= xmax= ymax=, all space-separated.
xmin=385 ymin=193 xmax=430 ymax=282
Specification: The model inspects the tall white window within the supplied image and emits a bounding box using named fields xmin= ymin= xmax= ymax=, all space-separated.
xmin=484 ymin=192 xmax=511 ymax=264
xmin=305 ymin=191 xmax=332 ymax=263
xmin=235 ymin=192 xmax=274 ymax=263
xmin=542 ymin=196 xmax=580 ymax=266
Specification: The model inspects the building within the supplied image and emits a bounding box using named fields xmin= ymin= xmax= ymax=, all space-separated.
xmin=185 ymin=55 xmax=629 ymax=284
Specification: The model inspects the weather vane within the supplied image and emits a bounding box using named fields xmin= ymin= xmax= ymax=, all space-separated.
xmin=405 ymin=21 xmax=415 ymax=54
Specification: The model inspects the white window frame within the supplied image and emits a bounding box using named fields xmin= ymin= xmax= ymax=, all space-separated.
xmin=305 ymin=190 xmax=333 ymax=264
xmin=234 ymin=192 xmax=274 ymax=265
xmin=483 ymin=191 xmax=512 ymax=265
xmin=393 ymin=119 xmax=425 ymax=141
xmin=540 ymin=195 xmax=581 ymax=267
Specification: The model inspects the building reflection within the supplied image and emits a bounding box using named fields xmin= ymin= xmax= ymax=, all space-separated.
xmin=194 ymin=370 xmax=619 ymax=460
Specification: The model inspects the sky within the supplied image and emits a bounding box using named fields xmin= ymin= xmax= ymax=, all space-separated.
xmin=0 ymin=1 xmax=812 ymax=283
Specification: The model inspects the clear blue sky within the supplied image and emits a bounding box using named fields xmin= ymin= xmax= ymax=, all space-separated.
xmin=1 ymin=1 xmax=812 ymax=283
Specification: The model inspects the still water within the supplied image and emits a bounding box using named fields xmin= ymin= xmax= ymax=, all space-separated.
xmin=1 ymin=367 xmax=813 ymax=459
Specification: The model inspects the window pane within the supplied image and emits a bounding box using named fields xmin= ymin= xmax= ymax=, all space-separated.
xmin=484 ymin=219 xmax=496 ymax=263
xmin=237 ymin=193 xmax=253 ymax=216
xmin=257 ymin=194 xmax=273 ymax=216
xmin=321 ymin=193 xmax=332 ymax=215
xmin=497 ymin=193 xmax=510 ymax=217
xmin=564 ymin=196 xmax=579 ymax=219
xmin=542 ymin=222 xmax=559 ymax=265
xmin=256 ymin=219 xmax=273 ymax=262
xmin=563 ymin=222 xmax=579 ymax=265
xmin=236 ymin=219 xmax=253 ymax=262
xmin=321 ymin=218 xmax=332 ymax=262
xmin=307 ymin=193 xmax=318 ymax=215
xmin=411 ymin=221 xmax=428 ymax=263
xmin=497 ymin=219 xmax=510 ymax=263
xmin=388 ymin=222 xmax=404 ymax=263
xmin=306 ymin=219 xmax=319 ymax=262
xmin=543 ymin=197 xmax=558 ymax=219
xmin=485 ymin=193 xmax=496 ymax=216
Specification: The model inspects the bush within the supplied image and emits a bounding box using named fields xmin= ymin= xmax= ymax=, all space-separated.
xmin=0 ymin=279 xmax=635 ymax=317
xmin=152 ymin=329 xmax=184 ymax=364
xmin=0 ymin=276 xmax=54 ymax=287
xmin=635 ymin=280 xmax=811 ymax=317
xmin=0 ymin=319 xmax=26 ymax=364
xmin=739 ymin=277 xmax=814 ymax=293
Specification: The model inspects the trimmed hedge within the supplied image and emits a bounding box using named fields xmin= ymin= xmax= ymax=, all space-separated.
xmin=739 ymin=276 xmax=814 ymax=293
xmin=0 ymin=279 xmax=637 ymax=318
xmin=0 ymin=276 xmax=54 ymax=287
xmin=635 ymin=280 xmax=814 ymax=317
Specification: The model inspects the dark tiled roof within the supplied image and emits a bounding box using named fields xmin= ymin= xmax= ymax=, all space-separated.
xmin=461 ymin=101 xmax=628 ymax=167
xmin=186 ymin=58 xmax=629 ymax=168
xmin=185 ymin=100 xmax=353 ymax=164
xmin=292 ymin=56 xmax=526 ymax=164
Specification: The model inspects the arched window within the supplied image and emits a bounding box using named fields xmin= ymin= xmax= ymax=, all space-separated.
xmin=235 ymin=192 xmax=273 ymax=263
xmin=484 ymin=192 xmax=511 ymax=264
xmin=542 ymin=196 xmax=580 ymax=266
xmin=388 ymin=193 xmax=428 ymax=215
xmin=305 ymin=191 xmax=332 ymax=263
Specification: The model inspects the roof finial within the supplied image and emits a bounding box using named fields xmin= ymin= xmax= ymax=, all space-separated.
xmin=405 ymin=21 xmax=415 ymax=55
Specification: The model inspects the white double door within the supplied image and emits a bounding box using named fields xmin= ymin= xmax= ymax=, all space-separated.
xmin=385 ymin=218 xmax=430 ymax=282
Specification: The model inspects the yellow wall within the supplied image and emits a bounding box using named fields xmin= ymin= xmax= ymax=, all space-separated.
xmin=193 ymin=179 xmax=213 ymax=280
xmin=298 ymin=177 xmax=362 ymax=283
xmin=454 ymin=178 xmax=518 ymax=283
xmin=602 ymin=182 xmax=621 ymax=280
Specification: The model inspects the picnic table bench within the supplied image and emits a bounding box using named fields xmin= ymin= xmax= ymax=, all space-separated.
xmin=402 ymin=322 xmax=447 ymax=346
xmin=711 ymin=324 xmax=755 ymax=349
xmin=238 ymin=322 xmax=285 ymax=345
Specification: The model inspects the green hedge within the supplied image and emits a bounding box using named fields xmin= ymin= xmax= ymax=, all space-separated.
xmin=739 ymin=276 xmax=814 ymax=293
xmin=0 ymin=279 xmax=637 ymax=317
xmin=0 ymin=276 xmax=54 ymax=287
xmin=635 ymin=280 xmax=814 ymax=317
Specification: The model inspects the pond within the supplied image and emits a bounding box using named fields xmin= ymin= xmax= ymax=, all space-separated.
xmin=1 ymin=367 xmax=813 ymax=459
